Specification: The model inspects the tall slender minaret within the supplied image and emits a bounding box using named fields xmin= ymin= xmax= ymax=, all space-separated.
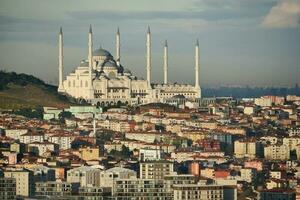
xmin=146 ymin=26 xmax=151 ymax=88
xmin=88 ymin=25 xmax=94 ymax=99
xmin=116 ymin=27 xmax=120 ymax=66
xmin=58 ymin=27 xmax=65 ymax=92
xmin=195 ymin=39 xmax=200 ymax=89
xmin=163 ymin=40 xmax=168 ymax=85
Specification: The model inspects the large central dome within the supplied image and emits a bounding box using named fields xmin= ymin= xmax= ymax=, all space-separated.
xmin=93 ymin=48 xmax=112 ymax=57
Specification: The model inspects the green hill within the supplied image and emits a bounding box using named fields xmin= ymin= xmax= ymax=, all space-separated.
xmin=0 ymin=71 xmax=73 ymax=110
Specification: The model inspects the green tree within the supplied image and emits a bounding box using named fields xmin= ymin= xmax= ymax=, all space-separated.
xmin=58 ymin=111 xmax=73 ymax=123
xmin=109 ymin=145 xmax=132 ymax=159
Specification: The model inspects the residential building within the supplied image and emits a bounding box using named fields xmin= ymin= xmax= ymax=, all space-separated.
xmin=99 ymin=167 xmax=136 ymax=191
xmin=234 ymin=139 xmax=261 ymax=159
xmin=4 ymin=168 xmax=34 ymax=197
xmin=0 ymin=177 xmax=16 ymax=200
xmin=258 ymin=189 xmax=296 ymax=200
xmin=264 ymin=145 xmax=290 ymax=160
xmin=35 ymin=180 xmax=79 ymax=197
xmin=140 ymin=160 xmax=174 ymax=179
xmin=67 ymin=166 xmax=102 ymax=187
xmin=173 ymin=184 xmax=224 ymax=200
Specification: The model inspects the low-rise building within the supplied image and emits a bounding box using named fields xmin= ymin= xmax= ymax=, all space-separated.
xmin=28 ymin=141 xmax=59 ymax=156
xmin=240 ymin=168 xmax=257 ymax=183
xmin=79 ymin=146 xmax=100 ymax=161
xmin=139 ymin=148 xmax=162 ymax=161
xmin=35 ymin=180 xmax=79 ymax=197
xmin=173 ymin=184 xmax=224 ymax=200
xmin=113 ymin=178 xmax=172 ymax=199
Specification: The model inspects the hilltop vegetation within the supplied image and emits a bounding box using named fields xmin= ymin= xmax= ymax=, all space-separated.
xmin=0 ymin=71 xmax=74 ymax=110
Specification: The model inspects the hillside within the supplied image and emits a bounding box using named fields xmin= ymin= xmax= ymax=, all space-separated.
xmin=0 ymin=71 xmax=73 ymax=109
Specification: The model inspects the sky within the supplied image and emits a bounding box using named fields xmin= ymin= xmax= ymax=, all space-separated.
xmin=0 ymin=0 xmax=300 ymax=87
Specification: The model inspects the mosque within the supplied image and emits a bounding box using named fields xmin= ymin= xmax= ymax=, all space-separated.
xmin=57 ymin=26 xmax=201 ymax=106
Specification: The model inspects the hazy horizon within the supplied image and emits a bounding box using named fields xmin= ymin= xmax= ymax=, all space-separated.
xmin=1 ymin=0 xmax=300 ymax=87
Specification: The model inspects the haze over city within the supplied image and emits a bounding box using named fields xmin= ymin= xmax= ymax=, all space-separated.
xmin=0 ymin=0 xmax=300 ymax=87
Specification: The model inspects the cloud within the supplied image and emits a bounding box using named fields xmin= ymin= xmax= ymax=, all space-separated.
xmin=262 ymin=0 xmax=300 ymax=28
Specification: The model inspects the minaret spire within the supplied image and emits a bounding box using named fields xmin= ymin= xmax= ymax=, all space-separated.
xmin=88 ymin=25 xmax=94 ymax=99
xmin=195 ymin=39 xmax=201 ymax=97
xmin=116 ymin=27 xmax=120 ymax=66
xmin=146 ymin=26 xmax=151 ymax=88
xmin=163 ymin=40 xmax=168 ymax=84
xmin=58 ymin=27 xmax=65 ymax=92
xmin=195 ymin=39 xmax=199 ymax=88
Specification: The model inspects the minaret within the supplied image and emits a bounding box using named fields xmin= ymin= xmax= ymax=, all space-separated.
xmin=116 ymin=27 xmax=120 ymax=66
xmin=163 ymin=40 xmax=168 ymax=85
xmin=88 ymin=25 xmax=94 ymax=99
xmin=58 ymin=27 xmax=65 ymax=92
xmin=195 ymin=39 xmax=200 ymax=89
xmin=146 ymin=26 xmax=151 ymax=88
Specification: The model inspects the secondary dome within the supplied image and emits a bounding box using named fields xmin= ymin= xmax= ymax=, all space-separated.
xmin=93 ymin=48 xmax=112 ymax=57
xmin=79 ymin=60 xmax=89 ymax=67
xmin=103 ymin=61 xmax=117 ymax=68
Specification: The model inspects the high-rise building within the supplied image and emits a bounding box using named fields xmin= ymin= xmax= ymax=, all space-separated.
xmin=0 ymin=177 xmax=16 ymax=200
xmin=4 ymin=168 xmax=34 ymax=197
xmin=234 ymin=139 xmax=262 ymax=159
xmin=264 ymin=144 xmax=290 ymax=160
xmin=140 ymin=160 xmax=174 ymax=179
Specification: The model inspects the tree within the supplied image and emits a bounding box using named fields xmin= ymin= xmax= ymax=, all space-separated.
xmin=58 ymin=111 xmax=73 ymax=123
xmin=13 ymin=106 xmax=43 ymax=119
xmin=109 ymin=145 xmax=132 ymax=159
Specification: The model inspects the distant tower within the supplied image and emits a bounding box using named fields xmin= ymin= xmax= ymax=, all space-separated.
xmin=58 ymin=27 xmax=65 ymax=92
xmin=146 ymin=26 xmax=151 ymax=88
xmin=88 ymin=25 xmax=94 ymax=99
xmin=116 ymin=27 xmax=121 ymax=66
xmin=163 ymin=40 xmax=168 ymax=84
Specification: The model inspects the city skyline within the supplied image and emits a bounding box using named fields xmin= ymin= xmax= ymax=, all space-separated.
xmin=0 ymin=0 xmax=300 ymax=87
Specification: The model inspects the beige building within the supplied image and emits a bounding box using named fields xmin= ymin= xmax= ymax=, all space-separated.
xmin=283 ymin=137 xmax=300 ymax=151
xmin=234 ymin=139 xmax=260 ymax=159
xmin=140 ymin=160 xmax=174 ymax=179
xmin=20 ymin=132 xmax=44 ymax=144
xmin=99 ymin=167 xmax=136 ymax=192
xmin=201 ymin=168 xmax=215 ymax=179
xmin=113 ymin=178 xmax=172 ymax=199
xmin=240 ymin=168 xmax=257 ymax=183
xmin=67 ymin=166 xmax=102 ymax=187
xmin=173 ymin=184 xmax=224 ymax=200
xmin=35 ymin=180 xmax=77 ymax=197
xmin=5 ymin=129 xmax=27 ymax=140
xmin=296 ymin=144 xmax=300 ymax=160
xmin=57 ymin=26 xmax=201 ymax=106
xmin=79 ymin=146 xmax=100 ymax=161
xmin=0 ymin=177 xmax=16 ymax=200
xmin=28 ymin=141 xmax=59 ymax=156
xmin=4 ymin=168 xmax=34 ymax=197
xmin=264 ymin=144 xmax=290 ymax=160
